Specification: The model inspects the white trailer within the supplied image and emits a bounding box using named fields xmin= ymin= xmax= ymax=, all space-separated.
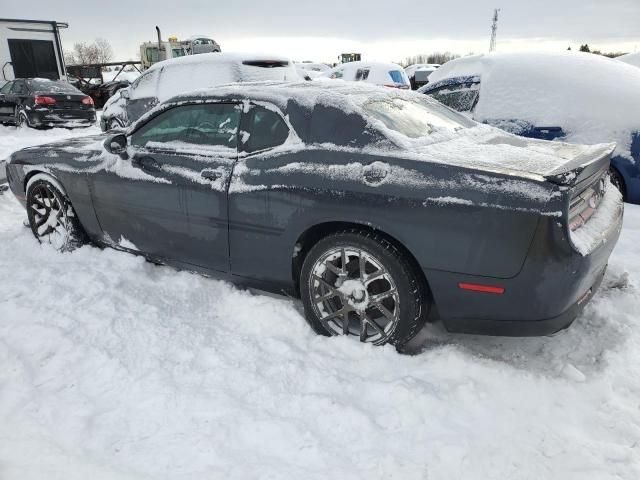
xmin=0 ymin=18 xmax=68 ymax=83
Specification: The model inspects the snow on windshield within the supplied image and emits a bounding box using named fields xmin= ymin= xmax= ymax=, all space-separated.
xmin=428 ymin=52 xmax=640 ymax=158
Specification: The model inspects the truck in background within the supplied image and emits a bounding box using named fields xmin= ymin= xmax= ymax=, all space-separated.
xmin=140 ymin=26 xmax=221 ymax=70
xmin=0 ymin=18 xmax=68 ymax=83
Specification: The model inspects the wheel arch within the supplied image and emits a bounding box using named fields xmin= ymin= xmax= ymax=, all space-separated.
xmin=291 ymin=221 xmax=433 ymax=303
xmin=24 ymin=170 xmax=68 ymax=198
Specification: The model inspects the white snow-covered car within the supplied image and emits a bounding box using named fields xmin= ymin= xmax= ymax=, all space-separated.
xmin=321 ymin=61 xmax=410 ymax=89
xmin=421 ymin=52 xmax=640 ymax=204
xmin=101 ymin=52 xmax=301 ymax=131
xmin=405 ymin=63 xmax=440 ymax=89
xmin=295 ymin=62 xmax=331 ymax=79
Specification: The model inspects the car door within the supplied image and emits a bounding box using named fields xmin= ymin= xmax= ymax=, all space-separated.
xmin=90 ymin=102 xmax=241 ymax=272
xmin=227 ymin=103 xmax=294 ymax=284
xmin=0 ymin=81 xmax=14 ymax=121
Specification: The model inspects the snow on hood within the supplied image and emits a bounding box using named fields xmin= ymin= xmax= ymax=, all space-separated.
xmin=428 ymin=52 xmax=640 ymax=158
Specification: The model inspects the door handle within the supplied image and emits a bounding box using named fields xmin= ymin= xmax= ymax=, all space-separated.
xmin=132 ymin=156 xmax=160 ymax=172
xmin=201 ymin=169 xmax=221 ymax=181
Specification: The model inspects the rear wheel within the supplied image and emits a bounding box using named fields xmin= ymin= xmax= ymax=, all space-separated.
xmin=300 ymin=229 xmax=428 ymax=346
xmin=15 ymin=109 xmax=30 ymax=128
xmin=26 ymin=178 xmax=86 ymax=251
xmin=609 ymin=167 xmax=626 ymax=201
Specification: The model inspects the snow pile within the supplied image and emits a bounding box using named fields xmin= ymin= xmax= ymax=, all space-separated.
xmin=617 ymin=52 xmax=640 ymax=68
xmin=428 ymin=52 xmax=640 ymax=157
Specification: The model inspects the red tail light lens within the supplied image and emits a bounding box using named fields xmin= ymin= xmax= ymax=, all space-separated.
xmin=458 ymin=283 xmax=505 ymax=294
xmin=34 ymin=96 xmax=56 ymax=105
xmin=82 ymin=96 xmax=94 ymax=106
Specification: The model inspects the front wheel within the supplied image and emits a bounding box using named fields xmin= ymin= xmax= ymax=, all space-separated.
xmin=26 ymin=178 xmax=86 ymax=251
xmin=300 ymin=229 xmax=428 ymax=346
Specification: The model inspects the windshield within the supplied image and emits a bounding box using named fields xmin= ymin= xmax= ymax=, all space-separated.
xmin=363 ymin=97 xmax=472 ymax=138
xmin=29 ymin=79 xmax=80 ymax=94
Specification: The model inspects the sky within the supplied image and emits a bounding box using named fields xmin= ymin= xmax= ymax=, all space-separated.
xmin=3 ymin=0 xmax=639 ymax=63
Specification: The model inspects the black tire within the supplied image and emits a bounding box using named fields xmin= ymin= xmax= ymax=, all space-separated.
xmin=15 ymin=108 xmax=30 ymax=128
xmin=108 ymin=119 xmax=123 ymax=130
xmin=26 ymin=178 xmax=87 ymax=251
xmin=609 ymin=167 xmax=626 ymax=201
xmin=300 ymin=229 xmax=428 ymax=347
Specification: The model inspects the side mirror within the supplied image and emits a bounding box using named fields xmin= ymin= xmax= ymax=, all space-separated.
xmin=104 ymin=133 xmax=127 ymax=155
xmin=120 ymin=88 xmax=130 ymax=99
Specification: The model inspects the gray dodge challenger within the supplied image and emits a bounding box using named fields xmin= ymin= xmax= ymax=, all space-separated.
xmin=5 ymin=82 xmax=624 ymax=346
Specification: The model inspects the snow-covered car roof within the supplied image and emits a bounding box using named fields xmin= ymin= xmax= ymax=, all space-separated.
xmin=133 ymin=52 xmax=301 ymax=103
xmin=162 ymin=81 xmax=615 ymax=182
xmin=616 ymin=52 xmax=640 ymax=68
xmin=427 ymin=52 xmax=640 ymax=156
xmin=405 ymin=64 xmax=440 ymax=77
xmin=321 ymin=61 xmax=410 ymax=89
xmin=296 ymin=62 xmax=331 ymax=72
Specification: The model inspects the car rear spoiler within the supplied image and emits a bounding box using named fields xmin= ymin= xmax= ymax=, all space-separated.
xmin=545 ymin=143 xmax=615 ymax=187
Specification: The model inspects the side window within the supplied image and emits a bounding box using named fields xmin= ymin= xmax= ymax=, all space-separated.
xmin=388 ymin=70 xmax=407 ymax=85
xmin=131 ymin=103 xmax=241 ymax=149
xmin=129 ymin=69 xmax=159 ymax=99
xmin=355 ymin=68 xmax=370 ymax=81
xmin=10 ymin=80 xmax=26 ymax=95
xmin=244 ymin=106 xmax=290 ymax=153
xmin=330 ymin=68 xmax=344 ymax=79
xmin=429 ymin=83 xmax=480 ymax=113
xmin=0 ymin=82 xmax=13 ymax=94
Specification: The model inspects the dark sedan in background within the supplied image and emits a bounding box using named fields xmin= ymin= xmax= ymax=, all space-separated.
xmin=0 ymin=78 xmax=96 ymax=128
xmin=5 ymin=82 xmax=623 ymax=347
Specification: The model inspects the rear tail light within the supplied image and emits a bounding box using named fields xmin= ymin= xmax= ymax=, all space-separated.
xmin=569 ymin=175 xmax=607 ymax=232
xmin=82 ymin=96 xmax=94 ymax=106
xmin=34 ymin=96 xmax=56 ymax=105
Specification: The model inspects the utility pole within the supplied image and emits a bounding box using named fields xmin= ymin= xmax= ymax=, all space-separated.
xmin=489 ymin=8 xmax=500 ymax=52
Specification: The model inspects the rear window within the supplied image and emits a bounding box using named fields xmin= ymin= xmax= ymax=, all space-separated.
xmin=363 ymin=98 xmax=471 ymax=138
xmin=388 ymin=70 xmax=408 ymax=85
xmin=29 ymin=79 xmax=80 ymax=94
xmin=242 ymin=60 xmax=289 ymax=68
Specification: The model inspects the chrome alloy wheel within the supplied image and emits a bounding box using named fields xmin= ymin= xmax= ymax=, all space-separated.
xmin=28 ymin=183 xmax=72 ymax=250
xmin=308 ymin=246 xmax=400 ymax=344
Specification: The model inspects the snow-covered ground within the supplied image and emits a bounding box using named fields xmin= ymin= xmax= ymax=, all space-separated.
xmin=0 ymin=125 xmax=639 ymax=479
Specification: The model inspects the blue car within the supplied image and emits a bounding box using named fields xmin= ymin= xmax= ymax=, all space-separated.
xmin=420 ymin=52 xmax=640 ymax=204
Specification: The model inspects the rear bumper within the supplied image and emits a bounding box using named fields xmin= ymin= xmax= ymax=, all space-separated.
xmin=27 ymin=108 xmax=96 ymax=128
xmin=426 ymin=187 xmax=623 ymax=337
xmin=441 ymin=267 xmax=606 ymax=336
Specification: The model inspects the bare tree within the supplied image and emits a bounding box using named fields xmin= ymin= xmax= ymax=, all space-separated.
xmin=401 ymin=52 xmax=460 ymax=67
xmin=65 ymin=38 xmax=113 ymax=66
xmin=94 ymin=38 xmax=113 ymax=64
